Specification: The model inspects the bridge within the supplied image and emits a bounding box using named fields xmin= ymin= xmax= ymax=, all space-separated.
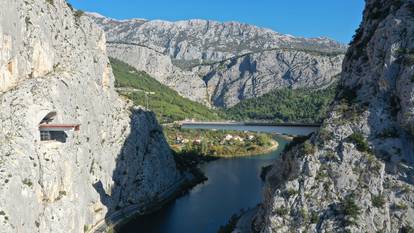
xmin=178 ymin=121 xmax=321 ymax=136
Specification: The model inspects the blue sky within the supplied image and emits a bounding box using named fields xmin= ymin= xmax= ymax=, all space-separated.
xmin=67 ymin=0 xmax=365 ymax=44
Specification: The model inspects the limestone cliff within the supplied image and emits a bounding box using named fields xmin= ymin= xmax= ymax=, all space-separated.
xmin=255 ymin=0 xmax=414 ymax=232
xmin=0 ymin=1 xmax=184 ymax=232
xmin=89 ymin=14 xmax=345 ymax=107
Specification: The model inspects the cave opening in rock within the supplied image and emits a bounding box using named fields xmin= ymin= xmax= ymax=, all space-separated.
xmin=39 ymin=111 xmax=80 ymax=143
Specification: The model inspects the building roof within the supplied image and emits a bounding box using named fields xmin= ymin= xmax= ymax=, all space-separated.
xmin=39 ymin=124 xmax=80 ymax=132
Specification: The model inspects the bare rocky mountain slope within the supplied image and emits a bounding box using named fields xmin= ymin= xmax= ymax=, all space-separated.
xmin=89 ymin=13 xmax=346 ymax=107
xmin=254 ymin=0 xmax=414 ymax=232
xmin=0 ymin=1 xmax=186 ymax=232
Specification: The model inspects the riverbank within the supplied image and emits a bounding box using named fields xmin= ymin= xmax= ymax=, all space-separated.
xmin=116 ymin=137 xmax=291 ymax=233
xmin=89 ymin=134 xmax=278 ymax=233
xmin=164 ymin=125 xmax=278 ymax=158
xmin=89 ymin=171 xmax=205 ymax=233
xmin=232 ymin=207 xmax=258 ymax=233
xmin=212 ymin=139 xmax=278 ymax=158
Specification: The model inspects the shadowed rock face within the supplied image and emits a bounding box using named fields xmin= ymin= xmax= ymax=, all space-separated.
xmin=254 ymin=0 xmax=414 ymax=232
xmin=89 ymin=13 xmax=345 ymax=107
xmin=0 ymin=1 xmax=183 ymax=232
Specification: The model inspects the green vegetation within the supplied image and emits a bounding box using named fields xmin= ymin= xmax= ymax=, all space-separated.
xmin=302 ymin=141 xmax=317 ymax=154
xmin=45 ymin=0 xmax=54 ymax=6
xmin=282 ymin=135 xmax=309 ymax=154
xmin=111 ymin=58 xmax=221 ymax=123
xmin=310 ymin=211 xmax=319 ymax=224
xmin=164 ymin=126 xmax=276 ymax=158
xmin=283 ymin=188 xmax=298 ymax=198
xmin=371 ymin=194 xmax=386 ymax=208
xmin=340 ymin=195 xmax=361 ymax=225
xmin=394 ymin=202 xmax=408 ymax=210
xmin=347 ymin=133 xmax=370 ymax=152
xmin=275 ymin=206 xmax=289 ymax=216
xmin=74 ymin=10 xmax=84 ymax=19
xmin=225 ymin=83 xmax=337 ymax=123
xmin=22 ymin=178 xmax=33 ymax=187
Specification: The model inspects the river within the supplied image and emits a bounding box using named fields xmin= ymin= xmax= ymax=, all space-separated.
xmin=117 ymin=136 xmax=290 ymax=233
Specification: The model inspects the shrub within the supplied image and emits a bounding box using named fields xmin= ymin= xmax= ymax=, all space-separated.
xmin=401 ymin=184 xmax=412 ymax=194
xmin=325 ymin=151 xmax=337 ymax=161
xmin=394 ymin=202 xmax=408 ymax=210
xmin=371 ymin=194 xmax=386 ymax=208
xmin=275 ymin=206 xmax=289 ymax=216
xmin=299 ymin=208 xmax=308 ymax=222
xmin=256 ymin=134 xmax=271 ymax=147
xmin=74 ymin=10 xmax=84 ymax=19
xmin=319 ymin=127 xmax=333 ymax=141
xmin=315 ymin=169 xmax=328 ymax=181
xmin=283 ymin=136 xmax=309 ymax=153
xmin=22 ymin=178 xmax=33 ymax=187
xmin=350 ymin=27 xmax=363 ymax=46
xmin=347 ymin=133 xmax=370 ymax=152
xmin=45 ymin=0 xmax=54 ymax=5
xmin=341 ymin=195 xmax=361 ymax=221
xmin=310 ymin=211 xmax=319 ymax=224
xmin=66 ymin=2 xmax=74 ymax=11
xmin=283 ymin=188 xmax=298 ymax=198
xmin=302 ymin=141 xmax=316 ymax=154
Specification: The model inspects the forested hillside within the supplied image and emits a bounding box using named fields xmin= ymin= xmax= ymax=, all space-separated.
xmin=225 ymin=83 xmax=337 ymax=123
xmin=111 ymin=58 xmax=222 ymax=123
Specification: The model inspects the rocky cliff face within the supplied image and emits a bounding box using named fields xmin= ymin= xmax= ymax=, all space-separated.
xmin=89 ymin=13 xmax=345 ymax=107
xmin=0 ymin=1 xmax=183 ymax=233
xmin=255 ymin=0 xmax=414 ymax=232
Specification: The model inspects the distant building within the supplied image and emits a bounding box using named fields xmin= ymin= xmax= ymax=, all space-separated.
xmin=39 ymin=111 xmax=80 ymax=143
xmin=193 ymin=139 xmax=202 ymax=145
xmin=233 ymin=136 xmax=244 ymax=142
xmin=224 ymin=134 xmax=233 ymax=141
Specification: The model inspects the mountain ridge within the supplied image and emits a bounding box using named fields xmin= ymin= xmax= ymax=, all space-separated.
xmin=89 ymin=13 xmax=345 ymax=107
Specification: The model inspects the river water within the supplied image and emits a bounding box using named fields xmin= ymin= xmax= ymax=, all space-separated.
xmin=118 ymin=136 xmax=290 ymax=233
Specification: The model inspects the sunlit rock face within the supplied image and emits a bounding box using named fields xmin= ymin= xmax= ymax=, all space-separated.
xmin=0 ymin=1 xmax=183 ymax=232
xmin=89 ymin=13 xmax=345 ymax=107
xmin=254 ymin=0 xmax=414 ymax=232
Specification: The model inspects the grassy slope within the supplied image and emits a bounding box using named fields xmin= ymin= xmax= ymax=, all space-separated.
xmin=110 ymin=58 xmax=222 ymax=123
xmin=111 ymin=57 xmax=337 ymax=124
xmin=225 ymin=83 xmax=338 ymax=124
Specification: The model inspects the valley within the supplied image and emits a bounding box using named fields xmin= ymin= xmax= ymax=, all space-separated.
xmin=1 ymin=0 xmax=413 ymax=233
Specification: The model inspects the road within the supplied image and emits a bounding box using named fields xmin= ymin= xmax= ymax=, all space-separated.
xmin=179 ymin=121 xmax=320 ymax=136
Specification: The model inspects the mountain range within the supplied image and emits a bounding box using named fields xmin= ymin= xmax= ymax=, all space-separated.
xmin=89 ymin=13 xmax=346 ymax=107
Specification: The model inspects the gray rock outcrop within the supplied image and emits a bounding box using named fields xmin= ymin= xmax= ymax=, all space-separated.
xmin=89 ymin=13 xmax=345 ymax=107
xmin=254 ymin=0 xmax=414 ymax=232
xmin=0 ymin=1 xmax=184 ymax=233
